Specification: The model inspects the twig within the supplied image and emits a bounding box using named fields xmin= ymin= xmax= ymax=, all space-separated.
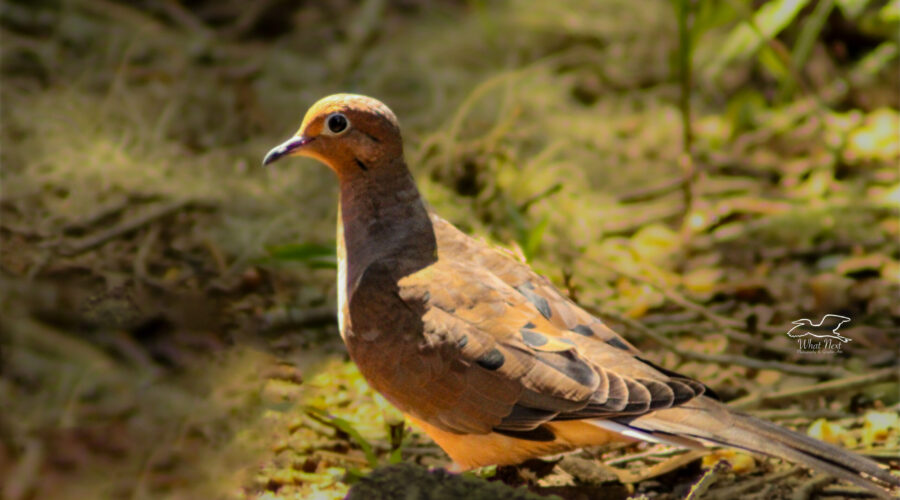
xmin=604 ymin=445 xmax=685 ymax=465
xmin=74 ymin=0 xmax=171 ymax=34
xmin=519 ymin=183 xmax=563 ymax=212
xmin=600 ymin=201 xmax=685 ymax=235
xmin=60 ymin=195 xmax=155 ymax=234
xmin=685 ymin=460 xmax=729 ymax=500
xmin=618 ymin=450 xmax=708 ymax=483
xmin=158 ymin=0 xmax=215 ymax=37
xmin=0 ymin=222 xmax=50 ymax=239
xmin=4 ymin=314 xmax=116 ymax=371
xmin=58 ymin=199 xmax=208 ymax=257
xmin=705 ymin=466 xmax=801 ymax=499
xmin=730 ymin=368 xmax=898 ymax=410
xmin=604 ymin=310 xmax=849 ymax=378
xmin=748 ymin=408 xmax=851 ymax=421
xmin=134 ymin=225 xmax=160 ymax=283
xmin=618 ymin=175 xmax=690 ymax=203
xmin=675 ymin=0 xmax=697 ymax=228
xmin=793 ymin=473 xmax=835 ymax=500
xmin=818 ymin=486 xmax=888 ymax=498
xmin=858 ymin=449 xmax=900 ymax=462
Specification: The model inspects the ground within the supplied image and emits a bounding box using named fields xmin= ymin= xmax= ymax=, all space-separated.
xmin=1 ymin=1 xmax=898 ymax=499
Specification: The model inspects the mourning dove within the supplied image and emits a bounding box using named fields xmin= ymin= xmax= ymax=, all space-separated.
xmin=263 ymin=94 xmax=899 ymax=496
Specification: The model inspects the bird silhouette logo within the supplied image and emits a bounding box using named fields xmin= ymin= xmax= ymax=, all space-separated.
xmin=787 ymin=314 xmax=853 ymax=343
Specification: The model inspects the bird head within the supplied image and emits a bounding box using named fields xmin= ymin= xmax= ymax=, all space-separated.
xmin=262 ymin=94 xmax=403 ymax=178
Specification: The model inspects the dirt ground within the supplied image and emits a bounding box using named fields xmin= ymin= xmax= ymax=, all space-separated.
xmin=1 ymin=1 xmax=898 ymax=499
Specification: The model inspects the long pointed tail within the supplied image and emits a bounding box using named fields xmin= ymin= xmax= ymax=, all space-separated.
xmin=628 ymin=398 xmax=900 ymax=497
xmin=718 ymin=412 xmax=898 ymax=495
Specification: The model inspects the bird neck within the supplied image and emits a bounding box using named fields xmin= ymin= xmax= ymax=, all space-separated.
xmin=337 ymin=157 xmax=437 ymax=293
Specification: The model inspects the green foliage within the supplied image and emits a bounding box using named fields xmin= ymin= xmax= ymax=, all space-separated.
xmin=694 ymin=0 xmax=898 ymax=101
xmin=304 ymin=406 xmax=379 ymax=468
xmin=264 ymin=242 xmax=338 ymax=269
xmin=709 ymin=0 xmax=811 ymax=74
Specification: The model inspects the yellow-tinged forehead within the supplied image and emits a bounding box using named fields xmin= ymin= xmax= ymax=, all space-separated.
xmin=299 ymin=93 xmax=399 ymax=132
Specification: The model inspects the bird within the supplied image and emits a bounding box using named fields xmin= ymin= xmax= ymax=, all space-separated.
xmin=262 ymin=94 xmax=899 ymax=497
xmin=787 ymin=314 xmax=853 ymax=343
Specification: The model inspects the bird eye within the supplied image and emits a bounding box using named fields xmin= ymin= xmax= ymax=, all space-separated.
xmin=326 ymin=113 xmax=349 ymax=134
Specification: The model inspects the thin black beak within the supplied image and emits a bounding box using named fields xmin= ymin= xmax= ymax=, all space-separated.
xmin=262 ymin=136 xmax=313 ymax=166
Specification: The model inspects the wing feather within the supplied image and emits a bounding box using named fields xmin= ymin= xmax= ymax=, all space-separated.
xmin=391 ymin=242 xmax=707 ymax=435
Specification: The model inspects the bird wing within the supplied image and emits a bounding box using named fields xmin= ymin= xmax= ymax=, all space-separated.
xmin=429 ymin=213 xmax=643 ymax=354
xmin=380 ymin=214 xmax=707 ymax=437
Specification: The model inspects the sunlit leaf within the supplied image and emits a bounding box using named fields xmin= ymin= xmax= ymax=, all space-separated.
xmin=808 ymin=418 xmax=857 ymax=448
xmin=682 ymin=267 xmax=723 ymax=300
xmin=708 ymin=0 xmax=811 ymax=75
xmin=845 ymin=108 xmax=900 ymax=164
xmin=793 ymin=0 xmax=835 ymax=73
xmin=851 ymin=42 xmax=900 ymax=87
xmin=836 ymin=0 xmax=872 ymax=20
xmin=616 ymin=278 xmax=665 ymax=318
xmin=702 ymin=449 xmax=757 ymax=473
xmin=881 ymin=0 xmax=900 ymax=21
xmin=630 ymin=223 xmax=680 ymax=265
xmin=862 ymin=411 xmax=899 ymax=446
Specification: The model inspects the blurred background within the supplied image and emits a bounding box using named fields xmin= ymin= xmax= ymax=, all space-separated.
xmin=1 ymin=1 xmax=898 ymax=499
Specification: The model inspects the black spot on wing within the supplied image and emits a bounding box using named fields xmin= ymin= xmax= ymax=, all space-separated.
xmin=535 ymin=350 xmax=597 ymax=388
xmin=493 ymin=425 xmax=556 ymax=442
xmin=571 ymin=324 xmax=594 ymax=337
xmin=354 ymin=158 xmax=369 ymax=171
xmin=520 ymin=327 xmax=548 ymax=347
xmin=516 ymin=284 xmax=552 ymax=319
xmin=475 ymin=348 xmax=505 ymax=370
xmin=606 ymin=337 xmax=631 ymax=351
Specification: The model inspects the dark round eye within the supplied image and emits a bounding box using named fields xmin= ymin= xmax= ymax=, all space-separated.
xmin=327 ymin=113 xmax=348 ymax=134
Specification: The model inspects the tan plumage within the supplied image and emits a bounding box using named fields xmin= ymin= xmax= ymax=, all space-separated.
xmin=263 ymin=94 xmax=899 ymax=497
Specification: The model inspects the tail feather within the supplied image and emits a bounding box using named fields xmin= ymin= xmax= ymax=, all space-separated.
xmin=626 ymin=398 xmax=899 ymax=497
xmin=717 ymin=413 xmax=899 ymax=496
xmin=732 ymin=414 xmax=898 ymax=486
